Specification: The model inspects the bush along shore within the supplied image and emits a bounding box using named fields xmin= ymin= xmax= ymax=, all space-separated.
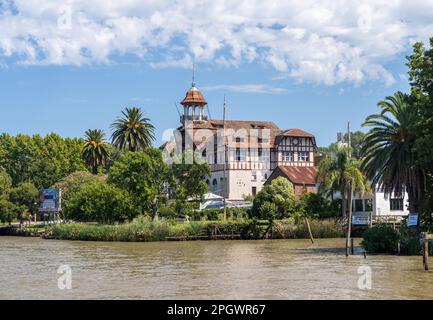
xmin=40 ymin=217 xmax=346 ymax=242
xmin=361 ymin=224 xmax=433 ymax=256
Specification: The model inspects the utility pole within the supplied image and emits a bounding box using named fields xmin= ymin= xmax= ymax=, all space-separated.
xmin=346 ymin=121 xmax=353 ymax=256
xmin=223 ymin=95 xmax=227 ymax=221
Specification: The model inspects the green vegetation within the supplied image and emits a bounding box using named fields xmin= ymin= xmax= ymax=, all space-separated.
xmin=0 ymin=133 xmax=86 ymax=189
xmin=111 ymin=107 xmax=155 ymax=152
xmin=82 ymin=129 xmax=109 ymax=174
xmin=63 ymin=181 xmax=139 ymax=224
xmin=361 ymin=225 xmax=400 ymax=254
xmin=47 ymin=217 xmax=344 ymax=242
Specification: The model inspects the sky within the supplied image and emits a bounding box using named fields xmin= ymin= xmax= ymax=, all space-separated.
xmin=0 ymin=0 xmax=432 ymax=147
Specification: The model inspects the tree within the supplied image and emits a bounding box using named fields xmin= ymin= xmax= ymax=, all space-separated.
xmin=0 ymin=199 xmax=18 ymax=225
xmin=0 ymin=168 xmax=12 ymax=198
xmin=406 ymin=38 xmax=433 ymax=226
xmin=317 ymin=147 xmax=369 ymax=216
xmin=361 ymin=92 xmax=424 ymax=215
xmin=0 ymin=133 xmax=86 ymax=189
xmin=64 ymin=181 xmax=139 ymax=224
xmin=111 ymin=107 xmax=155 ymax=152
xmin=317 ymin=146 xmax=369 ymax=256
xmin=252 ymin=177 xmax=296 ymax=220
xmin=82 ymin=129 xmax=110 ymax=174
xmin=171 ymin=152 xmax=211 ymax=212
xmin=108 ymin=148 xmax=171 ymax=220
xmin=9 ymin=182 xmax=39 ymax=225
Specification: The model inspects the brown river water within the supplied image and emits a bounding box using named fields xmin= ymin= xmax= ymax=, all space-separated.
xmin=0 ymin=236 xmax=432 ymax=300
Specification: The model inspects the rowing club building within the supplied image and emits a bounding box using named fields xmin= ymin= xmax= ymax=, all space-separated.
xmin=162 ymin=80 xmax=318 ymax=201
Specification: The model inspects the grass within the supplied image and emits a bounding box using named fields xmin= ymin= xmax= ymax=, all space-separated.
xmin=46 ymin=217 xmax=345 ymax=242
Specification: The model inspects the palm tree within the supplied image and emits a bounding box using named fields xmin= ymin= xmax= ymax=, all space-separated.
xmin=82 ymin=129 xmax=109 ymax=174
xmin=317 ymin=146 xmax=369 ymax=256
xmin=111 ymin=107 xmax=155 ymax=152
xmin=361 ymin=92 xmax=425 ymax=214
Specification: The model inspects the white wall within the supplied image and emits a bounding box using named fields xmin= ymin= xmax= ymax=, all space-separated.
xmin=373 ymin=191 xmax=409 ymax=217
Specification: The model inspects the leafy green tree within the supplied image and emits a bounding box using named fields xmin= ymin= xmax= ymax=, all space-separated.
xmin=0 ymin=168 xmax=12 ymax=198
xmin=0 ymin=133 xmax=86 ymax=188
xmin=171 ymin=152 xmax=211 ymax=212
xmin=317 ymin=147 xmax=369 ymax=256
xmin=317 ymin=147 xmax=369 ymax=217
xmin=252 ymin=177 xmax=296 ymax=219
xmin=111 ymin=107 xmax=155 ymax=152
xmin=108 ymin=148 xmax=172 ymax=220
xmin=9 ymin=182 xmax=39 ymax=212
xmin=406 ymin=38 xmax=433 ymax=225
xmin=300 ymin=192 xmax=339 ymax=219
xmin=0 ymin=199 xmax=18 ymax=225
xmin=82 ymin=129 xmax=110 ymax=174
xmin=361 ymin=92 xmax=424 ymax=214
xmin=64 ymin=181 xmax=139 ymax=224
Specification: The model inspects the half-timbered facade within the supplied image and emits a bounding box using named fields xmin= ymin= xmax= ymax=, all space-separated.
xmin=163 ymin=81 xmax=318 ymax=200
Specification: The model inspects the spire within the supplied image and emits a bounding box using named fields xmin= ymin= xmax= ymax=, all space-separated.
xmin=192 ymin=59 xmax=196 ymax=88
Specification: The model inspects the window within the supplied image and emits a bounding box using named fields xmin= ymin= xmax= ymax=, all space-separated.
xmin=252 ymin=171 xmax=257 ymax=181
xmin=353 ymin=199 xmax=364 ymax=212
xmin=364 ymin=199 xmax=373 ymax=212
xmin=282 ymin=151 xmax=293 ymax=162
xmin=299 ymin=151 xmax=309 ymax=162
xmin=202 ymin=149 xmax=206 ymax=157
xmin=390 ymin=198 xmax=404 ymax=211
xmin=252 ymin=187 xmax=257 ymax=197
xmin=212 ymin=179 xmax=218 ymax=186
xmin=258 ymin=137 xmax=269 ymax=143
xmin=258 ymin=148 xmax=263 ymax=158
xmin=235 ymin=148 xmax=246 ymax=161
xmin=234 ymin=137 xmax=244 ymax=143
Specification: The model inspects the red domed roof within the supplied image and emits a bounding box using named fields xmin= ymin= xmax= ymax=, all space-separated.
xmin=181 ymin=86 xmax=207 ymax=106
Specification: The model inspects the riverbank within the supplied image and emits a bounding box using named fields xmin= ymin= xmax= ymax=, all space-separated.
xmin=38 ymin=218 xmax=345 ymax=242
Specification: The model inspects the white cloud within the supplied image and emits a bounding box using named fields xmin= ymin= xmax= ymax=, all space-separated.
xmin=202 ymin=84 xmax=289 ymax=94
xmin=1 ymin=0 xmax=433 ymax=86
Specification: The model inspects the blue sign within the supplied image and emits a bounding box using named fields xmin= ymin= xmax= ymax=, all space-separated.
xmin=407 ymin=212 xmax=418 ymax=227
xmin=39 ymin=189 xmax=60 ymax=212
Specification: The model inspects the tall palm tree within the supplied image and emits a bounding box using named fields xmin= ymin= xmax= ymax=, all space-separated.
xmin=82 ymin=129 xmax=109 ymax=174
xmin=361 ymin=92 xmax=425 ymax=214
xmin=111 ymin=107 xmax=155 ymax=152
xmin=317 ymin=146 xmax=370 ymax=256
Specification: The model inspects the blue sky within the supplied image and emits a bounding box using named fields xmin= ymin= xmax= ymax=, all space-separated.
xmin=0 ymin=1 xmax=431 ymax=147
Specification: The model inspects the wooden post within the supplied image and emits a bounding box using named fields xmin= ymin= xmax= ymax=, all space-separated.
xmin=305 ymin=217 xmax=314 ymax=244
xmin=423 ymin=240 xmax=429 ymax=271
xmin=351 ymin=238 xmax=354 ymax=255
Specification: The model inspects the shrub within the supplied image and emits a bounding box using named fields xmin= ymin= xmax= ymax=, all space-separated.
xmin=300 ymin=192 xmax=340 ymax=219
xmin=361 ymin=224 xmax=399 ymax=253
xmin=64 ymin=181 xmax=140 ymax=223
xmin=252 ymin=177 xmax=296 ymax=219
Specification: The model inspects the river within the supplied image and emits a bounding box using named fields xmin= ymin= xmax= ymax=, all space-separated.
xmin=0 ymin=237 xmax=432 ymax=300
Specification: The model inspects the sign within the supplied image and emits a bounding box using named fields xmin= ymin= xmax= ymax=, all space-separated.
xmin=352 ymin=215 xmax=370 ymax=226
xmin=407 ymin=212 xmax=418 ymax=227
xmin=39 ymin=189 xmax=61 ymax=212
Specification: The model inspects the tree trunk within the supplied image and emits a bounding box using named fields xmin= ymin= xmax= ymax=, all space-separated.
xmin=152 ymin=198 xmax=159 ymax=221
xmin=341 ymin=190 xmax=347 ymax=218
xmin=346 ymin=183 xmax=354 ymax=257
xmin=92 ymin=165 xmax=98 ymax=175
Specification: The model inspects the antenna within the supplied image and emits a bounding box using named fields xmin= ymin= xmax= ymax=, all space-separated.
xmin=174 ymin=102 xmax=181 ymax=118
xmin=223 ymin=94 xmax=227 ymax=220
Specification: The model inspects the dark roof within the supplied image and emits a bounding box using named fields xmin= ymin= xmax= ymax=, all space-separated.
xmin=278 ymin=128 xmax=315 ymax=137
xmin=272 ymin=165 xmax=318 ymax=185
xmin=181 ymin=86 xmax=207 ymax=106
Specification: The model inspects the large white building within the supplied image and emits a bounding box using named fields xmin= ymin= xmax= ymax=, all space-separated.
xmin=163 ymin=80 xmax=318 ymax=201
